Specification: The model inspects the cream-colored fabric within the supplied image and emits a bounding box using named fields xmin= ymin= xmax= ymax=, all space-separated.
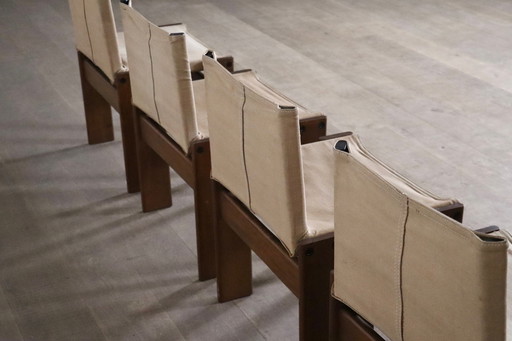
xmin=333 ymin=148 xmax=507 ymax=341
xmin=233 ymin=71 xmax=322 ymax=120
xmin=301 ymin=140 xmax=336 ymax=240
xmin=344 ymin=135 xmax=458 ymax=208
xmin=117 ymin=24 xmax=208 ymax=72
xmin=68 ymin=0 xmax=123 ymax=83
xmin=120 ymin=6 xmax=156 ymax=121
xmin=243 ymin=90 xmax=307 ymax=255
xmin=204 ymin=56 xmax=250 ymax=205
xmin=491 ymin=230 xmax=512 ymax=338
xmin=157 ymin=25 xmax=209 ymax=72
xmin=117 ymin=32 xmax=128 ymax=66
xmin=205 ymin=56 xmax=308 ymax=255
xmin=193 ymin=79 xmax=208 ymax=139
xmin=301 ymin=134 xmax=459 ymax=251
xmin=121 ymin=4 xmax=204 ymax=153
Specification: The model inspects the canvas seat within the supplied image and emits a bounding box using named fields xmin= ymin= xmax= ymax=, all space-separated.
xmin=330 ymin=142 xmax=508 ymax=341
xmin=203 ymin=55 xmax=464 ymax=340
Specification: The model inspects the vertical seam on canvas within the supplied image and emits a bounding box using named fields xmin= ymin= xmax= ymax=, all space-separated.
xmin=397 ymin=198 xmax=409 ymax=341
xmin=147 ymin=24 xmax=161 ymax=123
xmin=241 ymin=86 xmax=251 ymax=207
xmin=82 ymin=0 xmax=94 ymax=62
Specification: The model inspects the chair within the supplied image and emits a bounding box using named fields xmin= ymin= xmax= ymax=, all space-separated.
xmin=119 ymin=3 xmax=326 ymax=280
xmin=329 ymin=140 xmax=508 ymax=341
xmin=203 ymin=56 xmax=464 ymax=340
xmin=67 ymin=0 xmax=232 ymax=192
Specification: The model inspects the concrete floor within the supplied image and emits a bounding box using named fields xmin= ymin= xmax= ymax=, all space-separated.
xmin=0 ymin=0 xmax=511 ymax=339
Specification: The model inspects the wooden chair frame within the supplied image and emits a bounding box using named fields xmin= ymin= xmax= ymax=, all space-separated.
xmin=213 ymin=180 xmax=335 ymax=340
xmin=136 ymin=61 xmax=328 ymax=281
xmin=77 ymin=51 xmax=139 ymax=193
xmin=76 ymin=19 xmax=212 ymax=194
xmin=212 ymin=144 xmax=464 ymax=340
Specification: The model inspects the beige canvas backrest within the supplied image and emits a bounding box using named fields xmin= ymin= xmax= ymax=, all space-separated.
xmin=203 ymin=56 xmax=308 ymax=255
xmin=333 ymin=146 xmax=507 ymax=341
xmin=121 ymin=4 xmax=200 ymax=152
xmin=68 ymin=0 xmax=123 ymax=83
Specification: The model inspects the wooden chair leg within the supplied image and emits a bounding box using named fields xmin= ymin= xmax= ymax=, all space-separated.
xmin=300 ymin=116 xmax=327 ymax=144
xmin=138 ymin=114 xmax=172 ymax=212
xmin=297 ymin=235 xmax=334 ymax=341
xmin=116 ymin=75 xmax=140 ymax=193
xmin=77 ymin=53 xmax=114 ymax=144
xmin=191 ymin=141 xmax=216 ymax=281
xmin=214 ymin=181 xmax=252 ymax=301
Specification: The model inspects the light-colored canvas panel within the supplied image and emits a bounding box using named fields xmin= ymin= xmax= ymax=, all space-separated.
xmin=203 ymin=56 xmax=250 ymax=206
xmin=68 ymin=0 xmax=122 ymax=82
xmin=333 ymin=148 xmax=507 ymax=340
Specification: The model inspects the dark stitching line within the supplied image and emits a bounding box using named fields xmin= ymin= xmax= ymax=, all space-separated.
xmin=82 ymin=0 xmax=94 ymax=62
xmin=398 ymin=199 xmax=409 ymax=340
xmin=147 ymin=25 xmax=161 ymax=123
xmin=241 ymin=86 xmax=251 ymax=207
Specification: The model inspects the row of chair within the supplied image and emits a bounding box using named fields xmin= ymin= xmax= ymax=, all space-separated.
xmin=68 ymin=1 xmax=508 ymax=340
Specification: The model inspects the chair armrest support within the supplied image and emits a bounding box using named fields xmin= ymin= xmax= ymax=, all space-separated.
xmin=217 ymin=56 xmax=234 ymax=73
xmin=232 ymin=69 xmax=253 ymax=74
xmin=158 ymin=23 xmax=183 ymax=28
xmin=475 ymin=225 xmax=500 ymax=234
xmin=318 ymin=131 xmax=353 ymax=142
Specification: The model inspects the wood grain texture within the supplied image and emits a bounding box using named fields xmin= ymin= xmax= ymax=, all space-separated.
xmin=1 ymin=0 xmax=511 ymax=339
xmin=78 ymin=53 xmax=115 ymax=145
xmin=191 ymin=140 xmax=217 ymax=280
